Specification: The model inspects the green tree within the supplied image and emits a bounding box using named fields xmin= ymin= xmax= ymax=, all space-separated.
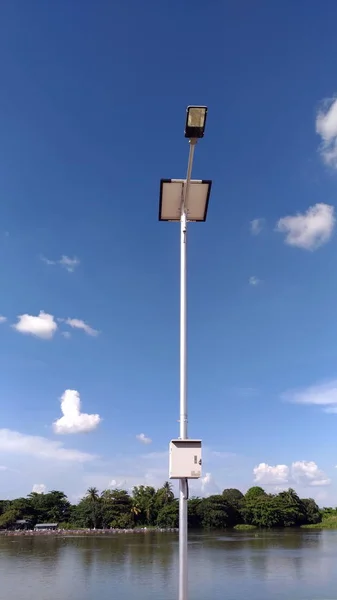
xmin=221 ymin=488 xmax=244 ymax=524
xmin=155 ymin=482 xmax=174 ymax=509
xmin=0 ymin=508 xmax=20 ymax=529
xmin=0 ymin=484 xmax=325 ymax=531
xmin=84 ymin=487 xmax=101 ymax=528
xmin=188 ymin=497 xmax=202 ymax=528
xmin=244 ymin=486 xmax=267 ymax=501
xmin=27 ymin=490 xmax=70 ymax=524
xmin=86 ymin=487 xmax=99 ymax=501
xmin=222 ymin=488 xmax=244 ymax=507
xmin=276 ymin=488 xmax=305 ymax=527
xmin=241 ymin=494 xmax=281 ymax=528
xmin=302 ymin=498 xmax=321 ymax=525
xmin=132 ymin=486 xmax=157 ymax=525
xmin=157 ymin=500 xmax=179 ymax=528
xmin=197 ymin=495 xmax=231 ymax=529
xmin=0 ymin=500 xmax=7 ymax=516
xmin=101 ymin=489 xmax=133 ymax=528
xmin=322 ymin=506 xmax=337 ymax=518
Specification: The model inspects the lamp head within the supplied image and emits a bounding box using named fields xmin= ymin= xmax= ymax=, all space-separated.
xmin=184 ymin=106 xmax=208 ymax=139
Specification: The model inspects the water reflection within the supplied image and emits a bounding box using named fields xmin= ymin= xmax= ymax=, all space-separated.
xmin=0 ymin=530 xmax=336 ymax=600
xmin=69 ymin=533 xmax=176 ymax=589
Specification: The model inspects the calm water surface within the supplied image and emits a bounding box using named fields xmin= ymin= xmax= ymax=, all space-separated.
xmin=0 ymin=530 xmax=336 ymax=600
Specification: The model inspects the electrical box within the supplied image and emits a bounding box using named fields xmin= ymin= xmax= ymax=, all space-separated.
xmin=169 ymin=439 xmax=202 ymax=479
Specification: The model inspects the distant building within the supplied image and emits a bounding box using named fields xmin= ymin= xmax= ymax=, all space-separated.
xmin=14 ymin=520 xmax=31 ymax=530
xmin=34 ymin=523 xmax=58 ymax=531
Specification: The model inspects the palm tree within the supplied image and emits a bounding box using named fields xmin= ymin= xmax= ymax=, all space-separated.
xmin=162 ymin=482 xmax=174 ymax=504
xmin=132 ymin=485 xmax=156 ymax=525
xmin=155 ymin=482 xmax=174 ymax=510
xmin=131 ymin=502 xmax=141 ymax=525
xmin=86 ymin=487 xmax=99 ymax=501
xmin=86 ymin=487 xmax=100 ymax=528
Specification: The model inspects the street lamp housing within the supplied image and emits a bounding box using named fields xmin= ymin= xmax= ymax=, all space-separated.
xmin=159 ymin=178 xmax=212 ymax=222
xmin=184 ymin=106 xmax=208 ymax=139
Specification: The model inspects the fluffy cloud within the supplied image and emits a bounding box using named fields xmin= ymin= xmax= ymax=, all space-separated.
xmin=276 ymin=203 xmax=335 ymax=250
xmin=283 ymin=380 xmax=337 ymax=413
xmin=136 ymin=433 xmax=152 ymax=445
xmin=64 ymin=318 xmax=99 ymax=337
xmin=41 ymin=255 xmax=80 ymax=273
xmin=0 ymin=429 xmax=95 ymax=462
xmin=253 ymin=461 xmax=330 ymax=487
xmin=32 ymin=483 xmax=46 ymax=494
xmin=109 ymin=478 xmax=127 ymax=489
xmin=0 ymin=316 xmax=7 ymax=324
xmin=292 ymin=461 xmax=331 ymax=487
xmin=316 ymin=97 xmax=337 ymax=167
xmin=199 ymin=472 xmax=220 ymax=496
xmin=249 ymin=276 xmax=260 ymax=286
xmin=12 ymin=311 xmax=58 ymax=339
xmin=253 ymin=462 xmax=289 ymax=485
xmin=53 ymin=389 xmax=101 ymax=435
xmin=250 ymin=218 xmax=264 ymax=235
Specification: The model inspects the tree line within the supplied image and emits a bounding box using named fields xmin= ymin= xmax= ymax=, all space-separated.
xmin=0 ymin=483 xmax=333 ymax=530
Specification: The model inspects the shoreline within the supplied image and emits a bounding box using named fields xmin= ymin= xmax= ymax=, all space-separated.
xmin=0 ymin=527 xmax=179 ymax=537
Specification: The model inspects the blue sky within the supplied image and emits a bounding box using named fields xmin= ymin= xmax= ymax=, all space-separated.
xmin=1 ymin=0 xmax=337 ymax=504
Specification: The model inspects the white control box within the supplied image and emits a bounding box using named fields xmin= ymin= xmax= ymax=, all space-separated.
xmin=169 ymin=439 xmax=202 ymax=479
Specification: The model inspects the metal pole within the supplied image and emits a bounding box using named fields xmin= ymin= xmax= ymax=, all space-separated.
xmin=179 ymin=140 xmax=196 ymax=600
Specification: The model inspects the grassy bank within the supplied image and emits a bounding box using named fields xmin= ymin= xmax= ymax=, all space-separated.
xmin=233 ymin=524 xmax=257 ymax=531
xmin=301 ymin=516 xmax=337 ymax=529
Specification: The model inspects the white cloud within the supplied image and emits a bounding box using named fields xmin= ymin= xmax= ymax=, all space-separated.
xmin=0 ymin=316 xmax=7 ymax=324
xmin=53 ymin=389 xmax=101 ymax=435
xmin=250 ymin=218 xmax=264 ymax=235
xmin=136 ymin=433 xmax=152 ymax=445
xmin=32 ymin=483 xmax=46 ymax=494
xmin=12 ymin=311 xmax=58 ymax=339
xmin=109 ymin=478 xmax=127 ymax=489
xmin=254 ymin=463 xmax=289 ymax=485
xmin=41 ymin=255 xmax=80 ymax=273
xmin=59 ymin=256 xmax=80 ymax=272
xmin=292 ymin=461 xmax=331 ymax=487
xmin=253 ymin=461 xmax=330 ymax=487
xmin=276 ymin=203 xmax=335 ymax=250
xmin=249 ymin=276 xmax=260 ymax=286
xmin=0 ymin=429 xmax=95 ymax=462
xmin=64 ymin=318 xmax=99 ymax=337
xmin=316 ymin=97 xmax=337 ymax=167
xmin=283 ymin=380 xmax=337 ymax=413
xmin=41 ymin=256 xmax=56 ymax=266
xmin=0 ymin=466 xmax=8 ymax=471
xmin=200 ymin=472 xmax=220 ymax=496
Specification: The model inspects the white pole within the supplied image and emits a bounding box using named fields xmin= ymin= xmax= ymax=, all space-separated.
xmin=179 ymin=140 xmax=196 ymax=600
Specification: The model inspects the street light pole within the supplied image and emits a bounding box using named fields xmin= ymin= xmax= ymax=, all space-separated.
xmin=179 ymin=140 xmax=196 ymax=600
xmin=158 ymin=106 xmax=211 ymax=600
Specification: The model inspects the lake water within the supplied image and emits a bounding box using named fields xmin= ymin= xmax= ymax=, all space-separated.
xmin=0 ymin=530 xmax=336 ymax=600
